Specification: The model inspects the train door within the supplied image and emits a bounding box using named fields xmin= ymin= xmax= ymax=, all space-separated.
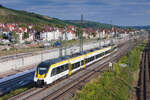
xmin=68 ymin=62 xmax=72 ymax=75
xmin=83 ymin=59 xmax=86 ymax=68
xmin=60 ymin=64 xmax=66 ymax=77
xmin=50 ymin=67 xmax=57 ymax=82
xmin=81 ymin=57 xmax=86 ymax=69
xmin=51 ymin=66 xmax=61 ymax=81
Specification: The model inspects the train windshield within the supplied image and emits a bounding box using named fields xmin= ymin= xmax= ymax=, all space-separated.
xmin=37 ymin=63 xmax=49 ymax=75
xmin=37 ymin=67 xmax=48 ymax=75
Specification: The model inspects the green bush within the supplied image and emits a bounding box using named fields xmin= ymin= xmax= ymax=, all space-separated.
xmin=25 ymin=41 xmax=31 ymax=44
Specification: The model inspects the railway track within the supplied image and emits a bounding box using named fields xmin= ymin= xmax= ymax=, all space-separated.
xmin=9 ymin=52 xmax=117 ymax=100
xmin=41 ymin=41 xmax=134 ymax=100
xmin=42 ymin=50 xmax=125 ymax=100
xmin=139 ymin=38 xmax=150 ymax=100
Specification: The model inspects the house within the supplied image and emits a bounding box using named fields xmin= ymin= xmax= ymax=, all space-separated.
xmin=40 ymin=31 xmax=53 ymax=41
xmin=102 ymin=28 xmax=109 ymax=39
xmin=40 ymin=27 xmax=62 ymax=41
xmin=53 ymin=28 xmax=62 ymax=40
xmin=24 ymin=31 xmax=34 ymax=41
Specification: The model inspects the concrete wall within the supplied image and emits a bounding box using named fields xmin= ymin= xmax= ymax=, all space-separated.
xmin=0 ymin=39 xmax=120 ymax=73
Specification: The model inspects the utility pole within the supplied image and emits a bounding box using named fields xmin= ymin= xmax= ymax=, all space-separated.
xmin=109 ymin=21 xmax=114 ymax=71
xmin=64 ymin=27 xmax=67 ymax=56
xmin=80 ymin=14 xmax=83 ymax=52
xmin=128 ymin=28 xmax=131 ymax=98
xmin=59 ymin=35 xmax=63 ymax=57
xmin=99 ymin=28 xmax=101 ymax=49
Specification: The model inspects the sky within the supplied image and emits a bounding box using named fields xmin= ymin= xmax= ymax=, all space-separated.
xmin=0 ymin=0 xmax=150 ymax=26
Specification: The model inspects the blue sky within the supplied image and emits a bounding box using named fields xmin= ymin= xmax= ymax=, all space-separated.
xmin=0 ymin=0 xmax=150 ymax=26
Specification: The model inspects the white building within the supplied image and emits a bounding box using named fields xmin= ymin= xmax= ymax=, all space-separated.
xmin=40 ymin=29 xmax=61 ymax=41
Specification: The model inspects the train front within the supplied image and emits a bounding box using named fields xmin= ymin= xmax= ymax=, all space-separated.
xmin=34 ymin=62 xmax=49 ymax=86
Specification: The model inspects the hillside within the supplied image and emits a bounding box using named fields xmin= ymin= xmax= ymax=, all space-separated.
xmin=0 ymin=5 xmax=121 ymax=29
xmin=0 ymin=5 xmax=68 ymax=27
xmin=65 ymin=20 xmax=115 ymax=29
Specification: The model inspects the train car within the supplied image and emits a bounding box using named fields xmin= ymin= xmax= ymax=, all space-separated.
xmin=34 ymin=45 xmax=117 ymax=86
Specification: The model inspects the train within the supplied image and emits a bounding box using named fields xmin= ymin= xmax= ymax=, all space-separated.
xmin=34 ymin=45 xmax=117 ymax=86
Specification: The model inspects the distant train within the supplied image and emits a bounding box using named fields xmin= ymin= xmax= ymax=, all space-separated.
xmin=34 ymin=45 xmax=117 ymax=86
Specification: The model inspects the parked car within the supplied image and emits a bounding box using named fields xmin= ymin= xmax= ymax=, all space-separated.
xmin=55 ymin=42 xmax=61 ymax=47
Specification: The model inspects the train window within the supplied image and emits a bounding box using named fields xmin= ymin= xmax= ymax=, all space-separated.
xmin=96 ymin=54 xmax=100 ymax=59
xmin=88 ymin=58 xmax=90 ymax=62
xmin=72 ymin=63 xmax=75 ymax=69
xmin=102 ymin=52 xmax=105 ymax=55
xmin=51 ymin=68 xmax=56 ymax=76
xmin=105 ymin=51 xmax=108 ymax=54
xmin=85 ymin=58 xmax=88 ymax=63
xmin=76 ymin=62 xmax=80 ymax=67
xmin=72 ymin=62 xmax=80 ymax=69
xmin=81 ymin=60 xmax=84 ymax=65
xmin=64 ymin=64 xmax=69 ymax=70
xmin=89 ymin=57 xmax=91 ymax=62
xmin=91 ymin=56 xmax=94 ymax=61
xmin=100 ymin=53 xmax=103 ymax=57
xmin=75 ymin=63 xmax=77 ymax=68
xmin=56 ymin=67 xmax=61 ymax=74
xmin=60 ymin=65 xmax=65 ymax=72
xmin=87 ymin=56 xmax=95 ymax=62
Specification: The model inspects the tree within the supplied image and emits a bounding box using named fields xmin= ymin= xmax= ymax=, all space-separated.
xmin=76 ymin=28 xmax=83 ymax=38
xmin=33 ymin=25 xmax=42 ymax=39
xmin=0 ymin=34 xmax=3 ymax=39
xmin=33 ymin=25 xmax=42 ymax=33
xmin=92 ymin=32 xmax=97 ymax=37
xmin=19 ymin=24 xmax=27 ymax=28
xmin=10 ymin=31 xmax=19 ymax=43
xmin=23 ymin=32 xmax=29 ymax=39
xmin=0 ymin=5 xmax=3 ymax=8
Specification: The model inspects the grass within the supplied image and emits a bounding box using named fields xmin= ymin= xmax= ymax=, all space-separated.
xmin=0 ymin=84 xmax=33 ymax=100
xmin=73 ymin=40 xmax=146 ymax=100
